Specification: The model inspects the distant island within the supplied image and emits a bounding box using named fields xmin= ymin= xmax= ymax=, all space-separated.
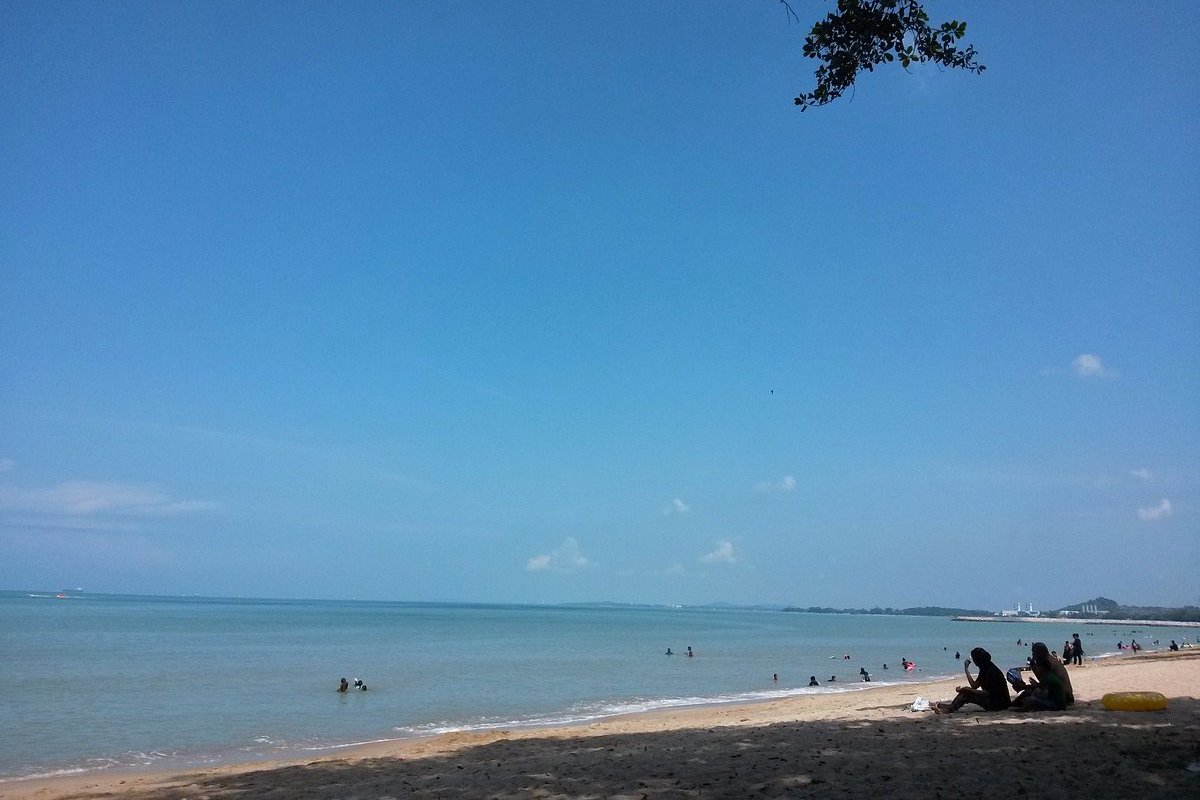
xmin=781 ymin=597 xmax=1200 ymax=624
xmin=1050 ymin=596 xmax=1200 ymax=624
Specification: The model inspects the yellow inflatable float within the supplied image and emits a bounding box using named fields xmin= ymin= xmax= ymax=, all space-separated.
xmin=1101 ymin=691 xmax=1168 ymax=711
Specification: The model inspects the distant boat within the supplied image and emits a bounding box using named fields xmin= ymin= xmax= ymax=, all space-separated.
xmin=55 ymin=592 xmax=68 ymax=599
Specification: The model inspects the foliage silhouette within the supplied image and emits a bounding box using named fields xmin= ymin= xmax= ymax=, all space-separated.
xmin=781 ymin=0 xmax=985 ymax=110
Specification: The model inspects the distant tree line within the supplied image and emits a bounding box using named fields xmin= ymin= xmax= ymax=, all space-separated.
xmin=782 ymin=605 xmax=991 ymax=617
xmin=1058 ymin=597 xmax=1200 ymax=623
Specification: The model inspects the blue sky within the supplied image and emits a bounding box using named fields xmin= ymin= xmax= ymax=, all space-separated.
xmin=2 ymin=2 xmax=1196 ymax=610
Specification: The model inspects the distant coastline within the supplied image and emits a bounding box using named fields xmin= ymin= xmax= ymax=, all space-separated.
xmin=952 ymin=615 xmax=1200 ymax=628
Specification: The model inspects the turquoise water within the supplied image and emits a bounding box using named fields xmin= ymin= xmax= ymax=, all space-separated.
xmin=1 ymin=591 xmax=1192 ymax=781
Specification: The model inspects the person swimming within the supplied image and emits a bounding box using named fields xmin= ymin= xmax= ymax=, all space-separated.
xmin=338 ymin=677 xmax=348 ymax=693
xmin=354 ymin=678 xmax=367 ymax=691
xmin=665 ymin=648 xmax=673 ymax=655
xmin=808 ymin=675 xmax=819 ymax=686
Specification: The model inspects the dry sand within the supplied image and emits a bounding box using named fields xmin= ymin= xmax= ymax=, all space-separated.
xmin=4 ymin=650 xmax=1197 ymax=799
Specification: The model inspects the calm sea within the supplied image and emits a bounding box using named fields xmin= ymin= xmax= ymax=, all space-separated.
xmin=0 ymin=591 xmax=1191 ymax=781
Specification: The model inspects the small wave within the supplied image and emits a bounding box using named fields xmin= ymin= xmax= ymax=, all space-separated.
xmin=0 ymin=767 xmax=90 ymax=783
xmin=390 ymin=683 xmax=906 ymax=739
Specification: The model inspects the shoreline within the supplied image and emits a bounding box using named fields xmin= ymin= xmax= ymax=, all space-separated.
xmin=953 ymin=615 xmax=1200 ymax=627
xmin=4 ymin=649 xmax=1196 ymax=799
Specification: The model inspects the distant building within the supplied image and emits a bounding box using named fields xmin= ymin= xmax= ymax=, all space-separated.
xmin=998 ymin=602 xmax=1040 ymax=617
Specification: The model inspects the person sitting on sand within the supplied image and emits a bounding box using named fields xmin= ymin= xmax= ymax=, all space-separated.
xmin=1012 ymin=643 xmax=1068 ymax=712
xmin=808 ymin=675 xmax=819 ymax=686
xmin=338 ymin=677 xmax=349 ymax=693
xmin=934 ymin=648 xmax=1010 ymax=714
xmin=1011 ymin=642 xmax=1073 ymax=709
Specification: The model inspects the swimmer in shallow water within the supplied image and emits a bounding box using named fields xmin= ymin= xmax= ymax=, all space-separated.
xmin=808 ymin=675 xmax=819 ymax=686
xmin=338 ymin=677 xmax=348 ymax=693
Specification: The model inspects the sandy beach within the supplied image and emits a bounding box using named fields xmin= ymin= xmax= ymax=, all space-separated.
xmin=5 ymin=650 xmax=1197 ymax=799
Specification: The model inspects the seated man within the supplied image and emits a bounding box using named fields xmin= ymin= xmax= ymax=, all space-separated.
xmin=935 ymin=647 xmax=1010 ymax=713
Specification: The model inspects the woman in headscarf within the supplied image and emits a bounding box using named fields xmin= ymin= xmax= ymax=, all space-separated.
xmin=934 ymin=647 xmax=1010 ymax=713
xmin=1012 ymin=642 xmax=1070 ymax=711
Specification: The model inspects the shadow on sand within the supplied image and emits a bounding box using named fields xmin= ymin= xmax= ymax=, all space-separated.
xmin=84 ymin=697 xmax=1199 ymax=799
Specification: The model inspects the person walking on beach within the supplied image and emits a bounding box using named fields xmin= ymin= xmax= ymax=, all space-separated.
xmin=1071 ymin=633 xmax=1084 ymax=665
xmin=934 ymin=648 xmax=1010 ymax=714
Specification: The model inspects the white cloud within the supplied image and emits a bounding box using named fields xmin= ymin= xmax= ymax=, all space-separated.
xmin=0 ymin=481 xmax=214 ymax=517
xmin=526 ymin=536 xmax=589 ymax=572
xmin=0 ymin=458 xmax=14 ymax=473
xmin=1129 ymin=468 xmax=1154 ymax=481
xmin=526 ymin=554 xmax=552 ymax=571
xmin=699 ymin=539 xmax=737 ymax=565
xmin=1137 ymin=498 xmax=1172 ymax=522
xmin=662 ymin=498 xmax=690 ymax=516
xmin=1072 ymin=354 xmax=1115 ymax=378
xmin=754 ymin=474 xmax=797 ymax=493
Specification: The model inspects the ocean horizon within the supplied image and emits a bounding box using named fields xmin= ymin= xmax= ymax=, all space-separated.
xmin=2 ymin=590 xmax=1194 ymax=782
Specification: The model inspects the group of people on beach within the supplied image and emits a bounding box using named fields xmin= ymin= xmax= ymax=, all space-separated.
xmin=934 ymin=637 xmax=1081 ymax=715
xmin=1060 ymin=632 xmax=1085 ymax=665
